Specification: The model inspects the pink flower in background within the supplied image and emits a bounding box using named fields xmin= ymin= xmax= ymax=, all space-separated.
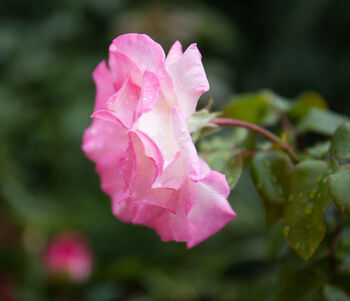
xmin=44 ymin=233 xmax=93 ymax=283
xmin=82 ymin=33 xmax=236 ymax=248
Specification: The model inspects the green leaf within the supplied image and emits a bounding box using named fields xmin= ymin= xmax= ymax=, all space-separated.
xmin=188 ymin=109 xmax=220 ymax=142
xmin=225 ymin=152 xmax=243 ymax=189
xmin=329 ymin=166 xmax=350 ymax=215
xmin=277 ymin=253 xmax=328 ymax=301
xmin=199 ymin=136 xmax=243 ymax=190
xmin=262 ymin=89 xmax=292 ymax=112
xmin=325 ymin=285 xmax=350 ymax=301
xmin=203 ymin=150 xmax=242 ymax=190
xmin=330 ymin=122 xmax=350 ymax=160
xmin=297 ymin=108 xmax=347 ymax=136
xmin=288 ymin=91 xmax=328 ymax=120
xmin=223 ymin=91 xmax=278 ymax=126
xmin=251 ymin=151 xmax=293 ymax=227
xmin=283 ymin=160 xmax=331 ymax=261
xmin=304 ymin=141 xmax=331 ymax=159
xmin=263 ymin=201 xmax=284 ymax=228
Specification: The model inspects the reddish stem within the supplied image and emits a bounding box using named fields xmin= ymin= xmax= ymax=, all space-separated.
xmin=212 ymin=118 xmax=298 ymax=162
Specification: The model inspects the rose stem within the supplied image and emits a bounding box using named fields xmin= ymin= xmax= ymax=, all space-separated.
xmin=211 ymin=118 xmax=298 ymax=162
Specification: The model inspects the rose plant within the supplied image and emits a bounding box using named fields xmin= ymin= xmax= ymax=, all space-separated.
xmin=82 ymin=33 xmax=350 ymax=275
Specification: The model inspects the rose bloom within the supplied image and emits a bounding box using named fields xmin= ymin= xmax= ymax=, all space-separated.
xmin=82 ymin=33 xmax=236 ymax=248
xmin=44 ymin=233 xmax=93 ymax=283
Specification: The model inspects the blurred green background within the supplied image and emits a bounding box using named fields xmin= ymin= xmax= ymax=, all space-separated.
xmin=1 ymin=0 xmax=350 ymax=300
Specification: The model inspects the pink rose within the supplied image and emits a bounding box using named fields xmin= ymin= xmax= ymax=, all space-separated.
xmin=44 ymin=233 xmax=93 ymax=283
xmin=82 ymin=33 xmax=236 ymax=248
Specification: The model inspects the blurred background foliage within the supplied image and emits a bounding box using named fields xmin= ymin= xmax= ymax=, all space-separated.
xmin=1 ymin=0 xmax=350 ymax=300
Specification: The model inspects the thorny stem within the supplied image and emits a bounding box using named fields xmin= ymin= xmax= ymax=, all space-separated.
xmin=212 ymin=118 xmax=298 ymax=162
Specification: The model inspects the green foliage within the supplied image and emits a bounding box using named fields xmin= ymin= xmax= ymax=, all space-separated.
xmin=223 ymin=90 xmax=285 ymax=126
xmin=287 ymin=91 xmax=328 ymax=120
xmin=325 ymin=285 xmax=350 ymax=301
xmin=297 ymin=108 xmax=347 ymax=136
xmin=277 ymin=254 xmax=328 ymax=301
xmin=210 ymin=89 xmax=350 ymax=270
xmin=329 ymin=166 xmax=350 ymax=215
xmin=282 ymin=160 xmax=331 ymax=261
xmin=330 ymin=122 xmax=350 ymax=160
xmin=304 ymin=141 xmax=331 ymax=160
xmin=199 ymin=133 xmax=243 ymax=189
xmin=251 ymin=151 xmax=293 ymax=227
xmin=188 ymin=109 xmax=220 ymax=142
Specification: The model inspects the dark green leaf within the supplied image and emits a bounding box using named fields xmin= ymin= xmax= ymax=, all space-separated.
xmin=305 ymin=141 xmax=331 ymax=159
xmin=283 ymin=160 xmax=331 ymax=261
xmin=297 ymin=108 xmax=347 ymax=136
xmin=325 ymin=285 xmax=350 ymax=301
xmin=330 ymin=122 xmax=350 ymax=160
xmin=188 ymin=109 xmax=220 ymax=142
xmin=329 ymin=166 xmax=350 ymax=215
xmin=288 ymin=91 xmax=328 ymax=120
xmin=199 ymin=135 xmax=243 ymax=190
xmin=277 ymin=253 xmax=328 ymax=301
xmin=263 ymin=200 xmax=284 ymax=228
xmin=262 ymin=89 xmax=291 ymax=112
xmin=226 ymin=152 xmax=243 ymax=189
xmin=251 ymin=151 xmax=293 ymax=226
xmin=223 ymin=91 xmax=278 ymax=126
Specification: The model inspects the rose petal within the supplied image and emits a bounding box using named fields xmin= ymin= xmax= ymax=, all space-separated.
xmin=82 ymin=117 xmax=131 ymax=202
xmin=82 ymin=118 xmax=128 ymax=162
xmin=152 ymin=152 xmax=186 ymax=190
xmin=113 ymin=132 xmax=177 ymax=214
xmin=166 ymin=43 xmax=209 ymax=118
xmin=110 ymin=34 xmax=166 ymax=73
xmin=107 ymin=75 xmax=141 ymax=128
xmin=91 ymin=110 xmax=127 ymax=130
xmin=134 ymin=129 xmax=164 ymax=179
xmin=186 ymin=171 xmax=236 ymax=248
xmin=110 ymin=33 xmax=177 ymax=106
xmin=165 ymin=40 xmax=183 ymax=66
xmin=135 ymin=97 xmax=178 ymax=166
xmin=92 ymin=61 xmax=115 ymax=111
xmin=171 ymin=106 xmax=202 ymax=180
xmin=137 ymin=70 xmax=160 ymax=117
xmin=108 ymin=51 xmax=143 ymax=90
